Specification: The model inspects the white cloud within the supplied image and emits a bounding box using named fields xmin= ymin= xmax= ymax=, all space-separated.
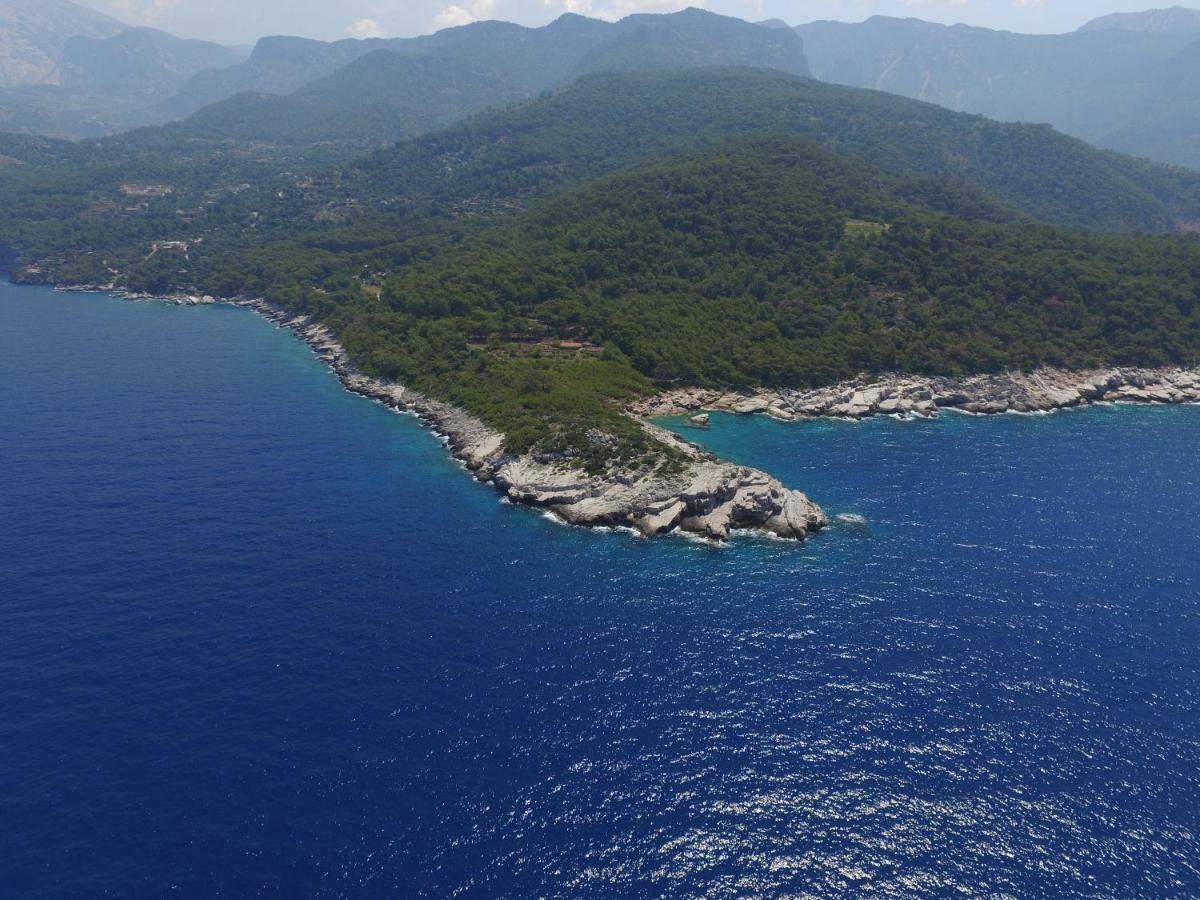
xmin=567 ymin=0 xmax=705 ymax=20
xmin=432 ymin=5 xmax=476 ymax=27
xmin=347 ymin=17 xmax=386 ymax=38
xmin=106 ymin=0 xmax=182 ymax=25
xmin=431 ymin=0 xmax=497 ymax=28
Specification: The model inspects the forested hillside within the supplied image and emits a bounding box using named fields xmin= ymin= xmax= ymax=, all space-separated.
xmin=7 ymin=67 xmax=1200 ymax=293
xmin=4 ymin=67 xmax=1200 ymax=466
xmin=352 ymin=69 xmax=1200 ymax=234
xmin=353 ymin=135 xmax=1200 ymax=391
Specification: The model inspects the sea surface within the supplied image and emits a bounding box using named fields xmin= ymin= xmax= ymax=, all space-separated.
xmin=2 ymin=279 xmax=1199 ymax=898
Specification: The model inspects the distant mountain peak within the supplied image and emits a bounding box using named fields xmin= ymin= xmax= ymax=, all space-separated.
xmin=1079 ymin=6 xmax=1200 ymax=34
xmin=0 ymin=0 xmax=125 ymax=87
xmin=0 ymin=0 xmax=123 ymax=29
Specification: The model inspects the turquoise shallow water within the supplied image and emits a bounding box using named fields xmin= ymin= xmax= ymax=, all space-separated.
xmin=2 ymin=280 xmax=1199 ymax=897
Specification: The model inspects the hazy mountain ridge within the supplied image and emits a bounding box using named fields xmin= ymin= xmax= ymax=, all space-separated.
xmin=6 ymin=69 xmax=1200 ymax=475
xmin=0 ymin=8 xmax=807 ymax=142
xmin=155 ymin=10 xmax=808 ymax=147
xmin=5 ymin=1 xmax=1200 ymax=167
xmin=153 ymin=35 xmax=385 ymax=122
xmin=167 ymin=8 xmax=808 ymax=124
xmin=1100 ymin=36 xmax=1200 ymax=172
xmin=59 ymin=28 xmax=246 ymax=97
xmin=0 ymin=0 xmax=124 ymax=87
xmin=797 ymin=11 xmax=1200 ymax=169
xmin=0 ymin=0 xmax=246 ymax=139
xmin=170 ymin=50 xmax=533 ymax=146
xmin=570 ymin=9 xmax=809 ymax=78
xmin=1080 ymin=5 xmax=1200 ymax=34
xmin=350 ymin=68 xmax=1200 ymax=235
xmin=153 ymin=17 xmax=616 ymax=124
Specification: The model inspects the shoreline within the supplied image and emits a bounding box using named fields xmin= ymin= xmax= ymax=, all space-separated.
xmin=41 ymin=280 xmax=1200 ymax=542
xmin=630 ymin=369 xmax=1200 ymax=423
xmin=40 ymin=282 xmax=827 ymax=543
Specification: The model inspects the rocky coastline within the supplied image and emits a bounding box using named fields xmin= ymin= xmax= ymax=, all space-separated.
xmin=631 ymin=368 xmax=1200 ymax=422
xmin=44 ymin=283 xmax=827 ymax=542
xmin=45 ymin=281 xmax=1200 ymax=544
xmin=245 ymin=299 xmax=828 ymax=543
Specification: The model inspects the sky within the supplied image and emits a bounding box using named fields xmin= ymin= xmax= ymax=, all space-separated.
xmin=78 ymin=1 xmax=1189 ymax=45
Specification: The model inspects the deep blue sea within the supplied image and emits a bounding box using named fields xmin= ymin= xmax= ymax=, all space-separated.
xmin=2 ymin=279 xmax=1199 ymax=898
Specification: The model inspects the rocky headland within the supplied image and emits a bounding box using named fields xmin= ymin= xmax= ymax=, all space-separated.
xmin=631 ymin=368 xmax=1200 ymax=421
xmin=45 ymin=283 xmax=1200 ymax=544
xmin=40 ymin=283 xmax=824 ymax=542
xmin=240 ymin=299 xmax=828 ymax=543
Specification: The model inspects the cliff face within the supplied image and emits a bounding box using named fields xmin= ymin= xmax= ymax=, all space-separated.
xmin=0 ymin=0 xmax=123 ymax=88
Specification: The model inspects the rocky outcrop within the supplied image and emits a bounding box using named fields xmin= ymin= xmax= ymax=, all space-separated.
xmin=52 ymin=283 xmax=220 ymax=305
xmin=494 ymin=450 xmax=826 ymax=541
xmin=64 ymin=288 xmax=824 ymax=542
xmin=632 ymin=368 xmax=1200 ymax=421
xmin=51 ymin=284 xmax=1200 ymax=541
xmin=240 ymin=299 xmax=827 ymax=543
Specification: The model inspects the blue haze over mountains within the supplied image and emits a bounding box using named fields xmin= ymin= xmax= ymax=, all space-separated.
xmin=798 ymin=6 xmax=1200 ymax=170
xmin=2 ymin=0 xmax=1200 ymax=170
xmin=159 ymin=10 xmax=811 ymax=145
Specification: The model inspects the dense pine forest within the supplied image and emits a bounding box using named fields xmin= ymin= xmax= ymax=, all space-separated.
xmin=4 ymin=67 xmax=1200 ymax=465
